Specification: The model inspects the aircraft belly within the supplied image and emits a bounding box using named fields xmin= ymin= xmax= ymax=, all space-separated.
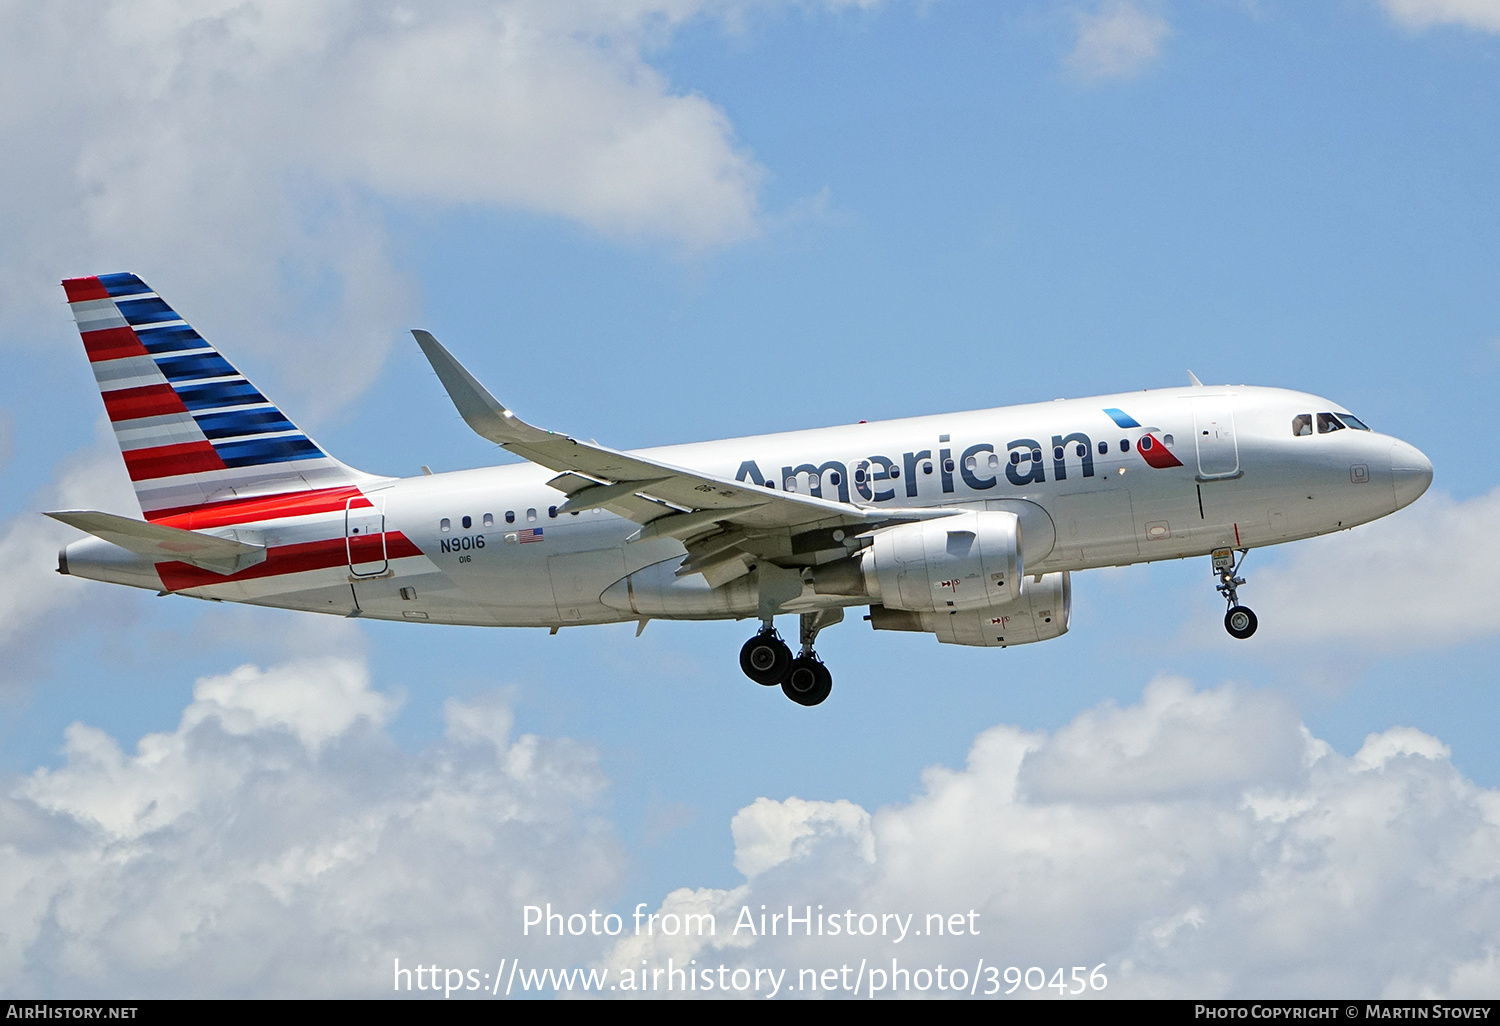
xmin=242 ymin=582 xmax=358 ymax=617
xmin=601 ymin=556 xmax=760 ymax=618
xmin=350 ymin=570 xmax=510 ymax=625
xmin=548 ymin=548 xmax=628 ymax=623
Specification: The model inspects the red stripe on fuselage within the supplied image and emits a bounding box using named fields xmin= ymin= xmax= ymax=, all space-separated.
xmin=122 ymin=441 xmax=227 ymax=481
xmin=82 ymin=326 xmax=148 ymax=362
xmin=102 ymin=383 xmax=188 ymax=422
xmin=156 ymin=532 xmax=423 ymax=592
xmin=62 ymin=277 xmax=110 ymax=302
xmin=150 ymin=486 xmax=374 ymax=528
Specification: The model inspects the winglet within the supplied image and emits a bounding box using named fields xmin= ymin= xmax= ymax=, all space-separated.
xmin=411 ymin=329 xmax=555 ymax=447
xmin=1187 ymin=370 xmax=1204 ymax=387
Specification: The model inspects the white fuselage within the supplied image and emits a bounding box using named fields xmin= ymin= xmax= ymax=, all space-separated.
xmin=62 ymin=384 xmax=1431 ymax=629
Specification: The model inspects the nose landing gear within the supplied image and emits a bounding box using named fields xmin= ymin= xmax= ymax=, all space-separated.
xmin=1213 ymin=548 xmax=1257 ymax=640
xmin=739 ymin=609 xmax=841 ymax=705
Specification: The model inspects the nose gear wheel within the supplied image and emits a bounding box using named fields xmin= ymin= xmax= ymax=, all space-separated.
xmin=1225 ymin=605 xmax=1258 ymax=639
xmin=1212 ymin=548 xmax=1257 ymax=639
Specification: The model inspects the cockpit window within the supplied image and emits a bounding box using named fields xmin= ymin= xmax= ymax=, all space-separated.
xmin=1317 ymin=412 xmax=1345 ymax=433
xmin=1292 ymin=414 xmax=1312 ymax=437
xmin=1339 ymin=413 xmax=1371 ymax=431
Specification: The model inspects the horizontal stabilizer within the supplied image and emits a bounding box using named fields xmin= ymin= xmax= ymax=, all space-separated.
xmin=47 ymin=510 xmax=266 ymax=575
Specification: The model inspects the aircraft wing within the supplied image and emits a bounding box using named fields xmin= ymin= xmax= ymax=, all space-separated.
xmin=413 ymin=331 xmax=952 ymax=568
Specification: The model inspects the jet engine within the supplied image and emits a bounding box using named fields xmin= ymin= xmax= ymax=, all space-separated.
xmin=867 ymin=571 xmax=1070 ymax=647
xmin=859 ymin=510 xmax=1022 ymax=613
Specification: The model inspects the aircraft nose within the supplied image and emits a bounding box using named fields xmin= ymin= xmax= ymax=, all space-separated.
xmin=1389 ymin=440 xmax=1433 ymax=509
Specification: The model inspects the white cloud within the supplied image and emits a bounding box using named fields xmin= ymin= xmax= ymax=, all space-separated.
xmin=1381 ymin=0 xmax=1500 ymax=33
xmin=2 ymin=654 xmax=621 ymax=996
xmin=11 ymin=666 xmax=1500 ymax=998
xmin=1065 ymin=1 xmax=1170 ymax=82
xmin=605 ymin=677 xmax=1500 ymax=998
xmin=732 ymin=796 xmax=874 ymax=876
xmin=0 ymin=441 xmax=138 ymax=684
xmin=1250 ymin=487 xmax=1500 ymax=648
xmin=0 ymin=1 xmax=861 ymax=416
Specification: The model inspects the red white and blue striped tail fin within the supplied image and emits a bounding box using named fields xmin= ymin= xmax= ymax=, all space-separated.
xmin=62 ymin=273 xmax=379 ymax=523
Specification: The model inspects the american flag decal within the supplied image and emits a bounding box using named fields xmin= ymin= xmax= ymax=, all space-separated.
xmin=518 ymin=528 xmax=544 ymax=544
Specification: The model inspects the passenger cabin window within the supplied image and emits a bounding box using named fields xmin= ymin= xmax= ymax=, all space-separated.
xmin=461 ymin=515 xmax=472 ymax=529
xmin=1317 ymin=412 xmax=1345 ymax=434
xmin=526 ymin=508 xmax=537 ymax=522
xmin=1292 ymin=414 xmax=1313 ymax=436
xmin=440 ymin=518 xmax=451 ymax=532
xmin=505 ymin=511 xmax=515 ymax=524
xmin=483 ymin=513 xmax=494 ymax=527
xmin=548 ymin=506 xmax=558 ymax=518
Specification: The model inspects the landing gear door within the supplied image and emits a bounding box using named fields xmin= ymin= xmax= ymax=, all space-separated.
xmin=346 ymin=496 xmax=388 ymax=577
xmin=1192 ymin=400 xmax=1240 ymax=480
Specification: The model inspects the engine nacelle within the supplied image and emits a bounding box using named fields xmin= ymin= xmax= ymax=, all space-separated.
xmin=863 ymin=510 xmax=1021 ymax=613
xmin=868 ymin=571 xmax=1070 ymax=647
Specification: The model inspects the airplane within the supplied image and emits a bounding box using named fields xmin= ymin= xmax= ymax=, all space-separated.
xmin=50 ymin=273 xmax=1433 ymax=706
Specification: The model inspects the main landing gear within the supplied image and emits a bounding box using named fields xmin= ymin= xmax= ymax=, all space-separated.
xmin=1213 ymin=548 xmax=1258 ymax=640
xmin=738 ymin=610 xmax=840 ymax=706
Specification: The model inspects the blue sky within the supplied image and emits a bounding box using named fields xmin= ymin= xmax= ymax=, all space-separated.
xmin=1 ymin=0 xmax=1499 ymax=998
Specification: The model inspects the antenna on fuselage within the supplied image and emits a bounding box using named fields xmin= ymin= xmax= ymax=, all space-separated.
xmin=1186 ymin=370 xmax=1204 ymax=387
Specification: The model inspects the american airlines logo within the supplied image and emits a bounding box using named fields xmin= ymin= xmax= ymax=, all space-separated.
xmin=732 ymin=409 xmax=1181 ymax=504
